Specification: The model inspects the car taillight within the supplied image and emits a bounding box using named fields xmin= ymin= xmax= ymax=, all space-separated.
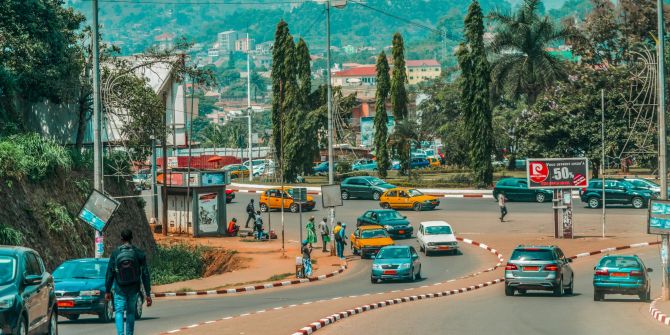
xmin=595 ymin=269 xmax=608 ymax=276
xmin=505 ymin=263 xmax=518 ymax=270
xmin=581 ymin=188 xmax=586 ymax=194
xmin=544 ymin=264 xmax=559 ymax=271
xmin=630 ymin=270 xmax=643 ymax=277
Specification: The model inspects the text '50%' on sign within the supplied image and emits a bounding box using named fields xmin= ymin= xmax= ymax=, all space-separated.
xmin=526 ymin=158 xmax=589 ymax=189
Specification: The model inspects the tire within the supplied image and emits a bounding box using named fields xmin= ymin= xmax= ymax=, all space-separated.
xmin=372 ymin=192 xmax=381 ymax=201
xmin=289 ymin=203 xmax=299 ymax=213
xmin=565 ymin=276 xmax=574 ymax=295
xmin=352 ymin=245 xmax=359 ymax=256
xmin=135 ymin=294 xmax=143 ymax=319
xmin=640 ymin=287 xmax=651 ymax=302
xmin=415 ymin=266 xmax=421 ymax=280
xmin=553 ymin=279 xmax=564 ymax=297
xmin=425 ymin=250 xmax=432 ymax=256
xmin=341 ymin=191 xmax=350 ymax=200
xmin=47 ymin=309 xmax=58 ymax=335
xmin=505 ymin=284 xmax=515 ymax=296
xmin=260 ymin=203 xmax=269 ymax=212
xmin=594 ymin=290 xmax=603 ymax=301
xmin=419 ymin=243 xmax=424 ymax=252
xmin=66 ymin=314 xmax=80 ymax=321
xmin=535 ymin=192 xmax=546 ymax=203
xmin=371 ymin=277 xmax=377 ymax=284
xmin=518 ymin=289 xmax=527 ymax=295
xmin=413 ymin=202 xmax=422 ymax=211
xmin=380 ymin=202 xmax=390 ymax=209
xmin=99 ymin=298 xmax=114 ymax=323
xmin=17 ymin=315 xmax=26 ymax=335
xmin=631 ymin=196 xmax=645 ymax=209
xmin=588 ymin=197 xmax=600 ymax=209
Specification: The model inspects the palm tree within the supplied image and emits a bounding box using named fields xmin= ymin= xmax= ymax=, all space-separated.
xmin=489 ymin=0 xmax=580 ymax=105
xmin=387 ymin=120 xmax=420 ymax=176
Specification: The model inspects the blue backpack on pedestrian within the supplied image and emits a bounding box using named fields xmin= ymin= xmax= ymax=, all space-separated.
xmin=116 ymin=245 xmax=140 ymax=286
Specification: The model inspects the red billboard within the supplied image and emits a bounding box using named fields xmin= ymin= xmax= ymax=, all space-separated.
xmin=526 ymin=158 xmax=589 ymax=189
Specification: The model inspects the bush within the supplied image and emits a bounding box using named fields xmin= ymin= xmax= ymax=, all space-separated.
xmin=150 ymin=243 xmax=206 ymax=285
xmin=0 ymin=133 xmax=72 ymax=181
xmin=44 ymin=201 xmax=74 ymax=232
xmin=0 ymin=225 xmax=23 ymax=245
xmin=335 ymin=160 xmax=352 ymax=174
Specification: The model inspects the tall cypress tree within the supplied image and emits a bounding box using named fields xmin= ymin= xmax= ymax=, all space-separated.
xmin=294 ymin=38 xmax=314 ymax=175
xmin=280 ymin=36 xmax=301 ymax=182
xmin=271 ymin=21 xmax=290 ymax=164
xmin=374 ymin=51 xmax=391 ymax=178
xmin=457 ymin=1 xmax=493 ymax=186
xmin=390 ymin=32 xmax=408 ymax=120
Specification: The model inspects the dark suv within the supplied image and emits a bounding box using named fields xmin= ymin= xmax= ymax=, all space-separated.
xmin=0 ymin=247 xmax=58 ymax=335
xmin=493 ymin=178 xmax=553 ymax=203
xmin=341 ymin=176 xmax=395 ymax=201
xmin=504 ymin=245 xmax=574 ymax=296
xmin=579 ymin=179 xmax=657 ymax=209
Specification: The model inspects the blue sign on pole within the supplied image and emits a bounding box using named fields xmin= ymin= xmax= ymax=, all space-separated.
xmin=78 ymin=190 xmax=120 ymax=233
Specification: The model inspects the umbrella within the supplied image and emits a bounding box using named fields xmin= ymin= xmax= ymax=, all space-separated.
xmin=207 ymin=156 xmax=223 ymax=162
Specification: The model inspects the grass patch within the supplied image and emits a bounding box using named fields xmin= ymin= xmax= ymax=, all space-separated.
xmin=150 ymin=243 xmax=207 ymax=285
xmin=44 ymin=201 xmax=73 ymax=232
xmin=0 ymin=133 xmax=72 ymax=181
xmin=0 ymin=224 xmax=23 ymax=245
xmin=267 ymin=272 xmax=293 ymax=281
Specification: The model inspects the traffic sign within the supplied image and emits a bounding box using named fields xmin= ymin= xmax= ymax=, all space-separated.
xmin=648 ymin=199 xmax=670 ymax=234
xmin=526 ymin=158 xmax=589 ymax=189
xmin=78 ymin=190 xmax=120 ymax=232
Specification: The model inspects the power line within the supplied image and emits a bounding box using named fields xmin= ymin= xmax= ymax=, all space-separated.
xmin=84 ymin=0 xmax=306 ymax=4
xmin=348 ymin=0 xmax=443 ymax=36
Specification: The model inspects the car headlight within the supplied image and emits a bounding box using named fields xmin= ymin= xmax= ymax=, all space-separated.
xmin=427 ymin=242 xmax=435 ymax=246
xmin=372 ymin=264 xmax=382 ymax=270
xmin=399 ymin=263 xmax=411 ymax=269
xmin=0 ymin=295 xmax=15 ymax=309
xmin=80 ymin=290 xmax=101 ymax=296
xmin=384 ymin=225 xmax=393 ymax=230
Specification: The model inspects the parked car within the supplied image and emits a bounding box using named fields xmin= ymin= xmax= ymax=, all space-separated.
xmin=416 ymin=221 xmax=458 ymax=256
xmin=504 ymin=245 xmax=574 ymax=296
xmin=379 ymin=188 xmax=440 ymax=211
xmin=350 ymin=225 xmax=395 ymax=259
xmin=371 ymin=245 xmax=422 ymax=283
xmin=391 ymin=158 xmax=430 ymax=170
xmin=493 ymin=178 xmax=553 ymax=203
xmin=225 ymin=189 xmax=235 ymax=203
xmin=623 ymin=177 xmax=670 ymax=195
xmin=340 ymin=176 xmax=395 ymax=200
xmin=593 ymin=254 xmax=652 ymax=301
xmin=223 ymin=164 xmax=250 ymax=179
xmin=259 ymin=187 xmax=316 ymax=213
xmin=351 ymin=159 xmax=378 ymax=171
xmin=356 ymin=209 xmax=413 ymax=239
xmin=313 ymin=161 xmax=335 ymax=175
xmin=132 ymin=169 xmax=151 ymax=190
xmin=53 ymin=258 xmax=145 ymax=322
xmin=0 ymin=247 xmax=58 ymax=335
xmin=427 ymin=157 xmax=441 ymax=167
xmin=579 ymin=179 xmax=658 ymax=209
xmin=493 ymin=159 xmax=527 ymax=170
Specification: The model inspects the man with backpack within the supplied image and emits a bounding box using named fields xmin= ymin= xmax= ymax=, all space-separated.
xmin=105 ymin=229 xmax=152 ymax=335
xmin=245 ymin=199 xmax=256 ymax=228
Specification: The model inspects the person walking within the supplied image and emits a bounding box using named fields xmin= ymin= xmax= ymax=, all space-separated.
xmin=305 ymin=216 xmax=317 ymax=248
xmin=254 ymin=210 xmax=264 ymax=240
xmin=105 ymin=229 xmax=152 ymax=335
xmin=498 ymin=193 xmax=508 ymax=222
xmin=245 ymin=199 xmax=256 ymax=228
xmin=301 ymin=240 xmax=313 ymax=277
xmin=333 ymin=222 xmax=347 ymax=260
xmin=318 ymin=217 xmax=330 ymax=252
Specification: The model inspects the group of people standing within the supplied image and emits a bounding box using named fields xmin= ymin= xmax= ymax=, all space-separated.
xmin=304 ymin=216 xmax=347 ymax=259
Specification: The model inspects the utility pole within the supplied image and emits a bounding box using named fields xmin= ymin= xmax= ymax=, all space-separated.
xmin=92 ymin=0 xmax=104 ymax=258
xmin=151 ymin=135 xmax=158 ymax=221
xmin=601 ymin=89 xmax=606 ymax=239
xmin=247 ymin=33 xmax=253 ymax=182
xmin=326 ymin=0 xmax=336 ymax=255
xmin=657 ymin=0 xmax=669 ymax=301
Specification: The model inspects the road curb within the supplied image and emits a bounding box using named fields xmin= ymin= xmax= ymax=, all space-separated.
xmin=291 ymin=240 xmax=661 ymax=335
xmin=152 ymin=265 xmax=347 ymax=299
xmin=231 ymin=188 xmax=494 ymax=199
xmin=650 ymin=298 xmax=670 ymax=326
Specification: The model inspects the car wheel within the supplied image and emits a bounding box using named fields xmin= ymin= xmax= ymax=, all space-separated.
xmin=289 ymin=203 xmax=299 ymax=213
xmin=553 ymin=279 xmax=564 ymax=297
xmin=535 ymin=193 xmax=546 ymax=203
xmin=632 ymin=196 xmax=645 ymax=209
xmin=413 ymin=202 xmax=422 ymax=211
xmin=380 ymin=202 xmax=390 ymax=209
xmin=260 ymin=203 xmax=269 ymax=212
xmin=341 ymin=191 xmax=350 ymax=200
xmin=351 ymin=245 xmax=359 ymax=256
xmin=594 ymin=290 xmax=603 ymax=301
xmin=504 ymin=284 xmax=515 ymax=296
xmin=372 ymin=192 xmax=381 ymax=201
xmin=135 ymin=294 xmax=143 ymax=319
xmin=371 ymin=277 xmax=378 ymax=284
xmin=66 ymin=314 xmax=80 ymax=321
xmin=517 ymin=289 xmax=527 ymax=295
xmin=419 ymin=243 xmax=424 ymax=252
xmin=587 ymin=197 xmax=600 ymax=209
xmin=99 ymin=298 xmax=114 ymax=323
xmin=17 ymin=315 xmax=27 ymax=335
xmin=47 ymin=309 xmax=58 ymax=335
xmin=565 ymin=276 xmax=574 ymax=295
xmin=415 ymin=266 xmax=422 ymax=280
xmin=640 ymin=287 xmax=651 ymax=302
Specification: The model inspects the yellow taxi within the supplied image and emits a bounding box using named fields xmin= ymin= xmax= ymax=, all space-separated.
xmin=259 ymin=187 xmax=315 ymax=213
xmin=427 ymin=157 xmax=441 ymax=167
xmin=379 ymin=187 xmax=440 ymax=211
xmin=223 ymin=164 xmax=250 ymax=179
xmin=350 ymin=225 xmax=395 ymax=258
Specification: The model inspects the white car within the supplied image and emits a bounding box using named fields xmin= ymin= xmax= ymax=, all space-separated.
xmin=416 ymin=221 xmax=459 ymax=256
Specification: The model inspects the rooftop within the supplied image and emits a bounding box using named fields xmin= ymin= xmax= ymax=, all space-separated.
xmin=333 ymin=65 xmax=377 ymax=77
xmin=406 ymin=59 xmax=440 ymax=67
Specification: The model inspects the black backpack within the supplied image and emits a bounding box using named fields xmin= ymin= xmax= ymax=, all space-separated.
xmin=115 ymin=245 xmax=140 ymax=286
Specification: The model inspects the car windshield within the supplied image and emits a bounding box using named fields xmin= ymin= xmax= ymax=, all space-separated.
xmin=361 ymin=229 xmax=389 ymax=239
xmin=510 ymin=249 xmax=554 ymax=261
xmin=377 ymin=248 xmax=410 ymax=259
xmin=377 ymin=211 xmax=403 ymax=220
xmin=53 ymin=261 xmax=107 ymax=280
xmin=630 ymin=179 xmax=658 ymax=188
xmin=598 ymin=257 xmax=641 ymax=269
xmin=618 ymin=180 xmax=635 ymax=189
xmin=0 ymin=256 xmax=16 ymax=285
xmin=425 ymin=226 xmax=452 ymax=235
xmin=408 ymin=189 xmax=423 ymax=197
xmin=367 ymin=178 xmax=385 ymax=186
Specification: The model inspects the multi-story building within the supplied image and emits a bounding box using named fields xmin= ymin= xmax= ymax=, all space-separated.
xmin=217 ymin=30 xmax=240 ymax=54
xmin=332 ymin=65 xmax=377 ymax=86
xmin=235 ymin=38 xmax=256 ymax=53
xmin=154 ymin=32 xmax=175 ymax=51
xmin=406 ymin=59 xmax=441 ymax=85
xmin=255 ymin=41 xmax=274 ymax=55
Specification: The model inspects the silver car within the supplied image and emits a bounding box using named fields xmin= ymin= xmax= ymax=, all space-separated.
xmin=504 ymin=245 xmax=574 ymax=296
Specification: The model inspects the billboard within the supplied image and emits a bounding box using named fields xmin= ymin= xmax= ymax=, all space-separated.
xmin=526 ymin=158 xmax=589 ymax=189
xmin=78 ymin=190 xmax=120 ymax=232
xmin=321 ymin=184 xmax=343 ymax=208
xmin=201 ymin=172 xmax=230 ymax=186
xmin=360 ymin=116 xmax=395 ymax=147
xmin=649 ymin=200 xmax=670 ymax=234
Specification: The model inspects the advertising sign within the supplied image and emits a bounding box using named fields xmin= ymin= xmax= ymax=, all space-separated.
xmin=360 ymin=116 xmax=395 ymax=147
xmin=321 ymin=184 xmax=343 ymax=207
xmin=526 ymin=158 xmax=589 ymax=189
xmin=78 ymin=190 xmax=120 ymax=232
xmin=167 ymin=156 xmax=178 ymax=168
xmin=201 ymin=172 xmax=229 ymax=186
xmin=198 ymin=193 xmax=219 ymax=233
xmin=648 ymin=199 xmax=670 ymax=234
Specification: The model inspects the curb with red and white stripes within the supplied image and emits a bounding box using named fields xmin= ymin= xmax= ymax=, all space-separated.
xmin=152 ymin=265 xmax=347 ymax=299
xmin=650 ymin=298 xmax=670 ymax=326
xmin=231 ymin=188 xmax=495 ymax=199
xmin=291 ymin=240 xmax=661 ymax=335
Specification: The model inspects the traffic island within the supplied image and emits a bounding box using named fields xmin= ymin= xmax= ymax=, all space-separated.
xmin=650 ymin=298 xmax=670 ymax=326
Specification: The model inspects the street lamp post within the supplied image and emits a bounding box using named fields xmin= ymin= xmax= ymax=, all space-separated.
xmin=657 ymin=0 xmax=669 ymax=301
xmin=247 ymin=33 xmax=253 ymax=182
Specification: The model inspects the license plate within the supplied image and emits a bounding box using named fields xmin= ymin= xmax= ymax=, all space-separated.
xmin=523 ymin=266 xmax=539 ymax=271
xmin=383 ymin=270 xmax=397 ymax=275
xmin=431 ymin=201 xmax=437 ymax=205
xmin=58 ymin=300 xmax=75 ymax=308
xmin=398 ymin=230 xmax=405 ymax=234
xmin=438 ymin=246 xmax=451 ymax=250
xmin=611 ymin=272 xmax=628 ymax=277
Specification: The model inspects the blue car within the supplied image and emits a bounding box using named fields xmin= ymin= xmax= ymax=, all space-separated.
xmin=351 ymin=159 xmax=377 ymax=171
xmin=54 ymin=258 xmax=144 ymax=322
xmin=391 ymin=158 xmax=430 ymax=170
xmin=371 ymin=245 xmax=422 ymax=283
xmin=313 ymin=161 xmax=335 ymax=175
xmin=593 ymin=255 xmax=652 ymax=301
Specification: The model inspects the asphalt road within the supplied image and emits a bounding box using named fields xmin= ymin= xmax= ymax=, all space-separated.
xmin=60 ymin=193 xmax=502 ymax=335
xmin=320 ymin=247 xmax=666 ymax=335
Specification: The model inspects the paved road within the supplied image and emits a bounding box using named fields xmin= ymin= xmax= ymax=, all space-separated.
xmin=320 ymin=247 xmax=666 ymax=335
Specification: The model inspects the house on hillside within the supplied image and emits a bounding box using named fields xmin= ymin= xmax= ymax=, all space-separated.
xmin=406 ymin=59 xmax=441 ymax=85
